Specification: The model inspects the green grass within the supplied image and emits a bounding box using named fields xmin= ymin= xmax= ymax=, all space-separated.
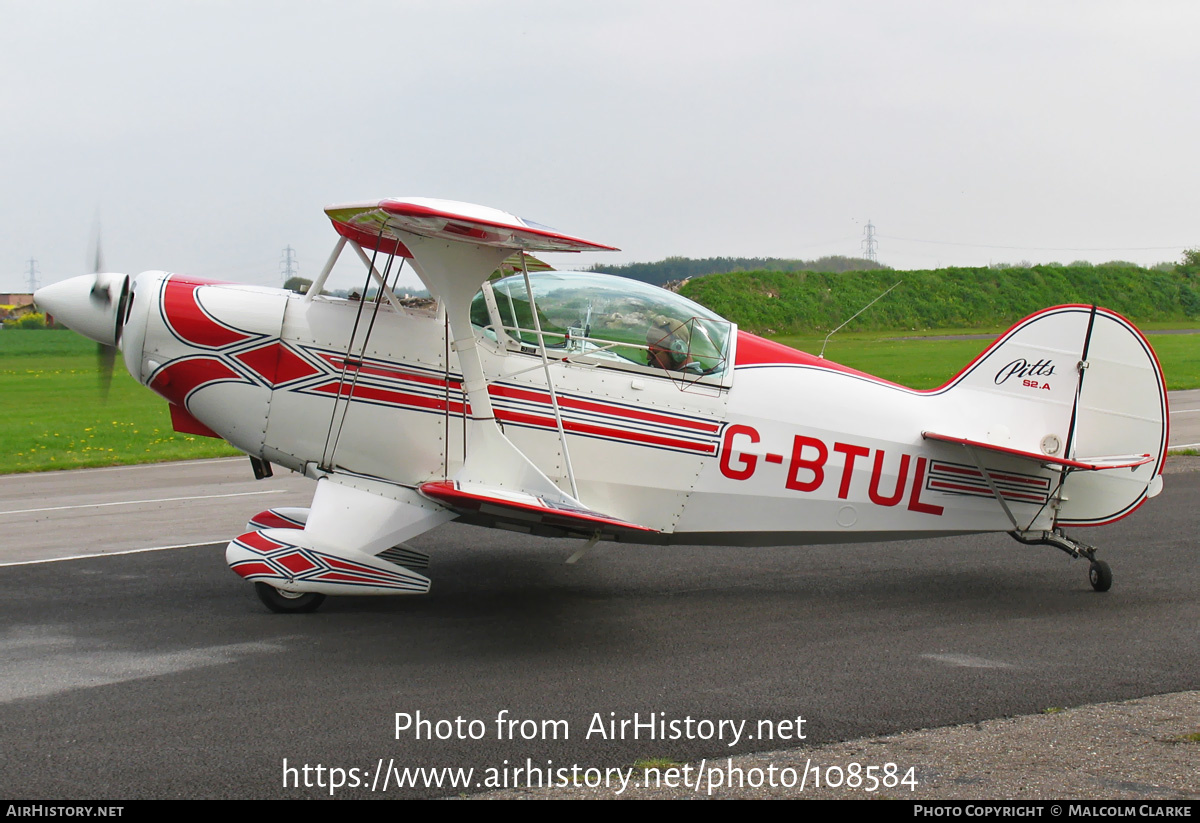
xmin=1 ymin=324 xmax=1196 ymax=474
xmin=772 ymin=327 xmax=1200 ymax=391
xmin=1 ymin=330 xmax=239 ymax=472
xmin=2 ymin=328 xmax=99 ymax=356
xmin=681 ymin=265 xmax=1200 ymax=335
xmin=1137 ymin=333 xmax=1200 ymax=390
xmin=772 ymin=331 xmax=990 ymax=389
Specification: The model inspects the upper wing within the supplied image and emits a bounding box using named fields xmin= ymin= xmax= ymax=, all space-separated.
xmin=323 ymin=197 xmax=629 ymax=536
xmin=325 ymin=197 xmax=619 ymax=257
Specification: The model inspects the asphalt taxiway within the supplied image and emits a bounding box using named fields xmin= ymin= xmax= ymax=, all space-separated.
xmin=1170 ymin=389 xmax=1200 ymax=449
xmin=1 ymin=393 xmax=1197 ymax=799
xmin=1 ymin=452 xmax=1198 ymax=799
xmin=4 ymin=390 xmax=1196 ymax=567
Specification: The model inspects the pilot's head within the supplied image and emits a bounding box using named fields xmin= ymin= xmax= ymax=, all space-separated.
xmin=646 ymin=316 xmax=689 ymax=370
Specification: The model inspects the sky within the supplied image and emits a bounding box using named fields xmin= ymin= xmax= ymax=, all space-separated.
xmin=3 ymin=0 xmax=1199 ymax=294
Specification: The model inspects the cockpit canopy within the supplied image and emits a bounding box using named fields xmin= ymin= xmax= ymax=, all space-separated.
xmin=471 ymin=271 xmax=733 ymax=382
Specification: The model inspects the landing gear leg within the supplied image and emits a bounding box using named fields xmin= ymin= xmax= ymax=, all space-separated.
xmin=1010 ymin=528 xmax=1113 ymax=593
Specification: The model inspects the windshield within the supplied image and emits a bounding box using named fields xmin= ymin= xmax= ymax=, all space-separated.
xmin=471 ymin=271 xmax=732 ymax=377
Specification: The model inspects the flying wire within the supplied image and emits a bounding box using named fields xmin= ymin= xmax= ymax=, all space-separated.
xmin=327 ymin=250 xmax=405 ymax=466
xmin=321 ymin=227 xmax=386 ymax=470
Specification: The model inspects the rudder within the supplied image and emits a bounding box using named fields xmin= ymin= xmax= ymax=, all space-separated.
xmin=934 ymin=305 xmax=1166 ymax=526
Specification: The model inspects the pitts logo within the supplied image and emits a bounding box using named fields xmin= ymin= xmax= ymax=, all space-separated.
xmin=994 ymin=358 xmax=1055 ymax=391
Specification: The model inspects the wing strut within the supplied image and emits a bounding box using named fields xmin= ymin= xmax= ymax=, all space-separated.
xmin=320 ymin=231 xmax=409 ymax=470
xmin=320 ymin=198 xmax=646 ymax=529
xmin=955 ymin=442 xmax=1059 ymax=532
xmin=304 ymin=235 xmax=411 ymax=315
xmin=518 ymin=251 xmax=579 ymax=499
xmin=349 ymin=241 xmax=408 ymax=315
xmin=397 ymin=231 xmax=579 ymax=508
xmin=961 ymin=444 xmax=1021 ymax=529
xmin=304 ymin=236 xmax=347 ymax=302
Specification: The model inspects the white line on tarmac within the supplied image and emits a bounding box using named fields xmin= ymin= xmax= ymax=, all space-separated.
xmin=1169 ymin=442 xmax=1200 ymax=450
xmin=0 ymin=457 xmax=244 ymax=480
xmin=0 ymin=489 xmax=286 ymax=516
xmin=0 ymin=541 xmax=224 ymax=568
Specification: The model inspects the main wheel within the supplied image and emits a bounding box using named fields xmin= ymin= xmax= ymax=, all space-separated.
xmin=1088 ymin=560 xmax=1113 ymax=593
xmin=254 ymin=582 xmax=326 ymax=613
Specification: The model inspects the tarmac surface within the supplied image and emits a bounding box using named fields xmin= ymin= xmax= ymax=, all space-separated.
xmin=0 ymin=398 xmax=1196 ymax=800
xmin=1170 ymin=389 xmax=1200 ymax=450
xmin=475 ymin=690 xmax=1200 ymax=799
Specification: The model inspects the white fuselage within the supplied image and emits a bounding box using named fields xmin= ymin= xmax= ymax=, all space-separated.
xmin=123 ymin=272 xmax=1163 ymax=547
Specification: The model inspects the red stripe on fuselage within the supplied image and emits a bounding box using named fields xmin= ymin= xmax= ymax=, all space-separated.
xmin=927 ymin=479 xmax=1047 ymax=503
xmin=150 ymin=357 xmax=243 ymax=408
xmin=733 ymin=332 xmax=889 ymax=381
xmin=314 ymin=352 xmax=462 ymax=389
xmin=488 ymin=384 xmax=719 ymax=433
xmin=312 ymin=382 xmax=469 ymax=415
xmin=930 ymin=462 xmax=1050 ymax=488
xmin=496 ymin=409 xmax=716 ymax=453
xmin=162 ymin=276 xmax=251 ymax=348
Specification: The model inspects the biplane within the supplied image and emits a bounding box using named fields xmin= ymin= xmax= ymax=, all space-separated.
xmin=35 ymin=198 xmax=1167 ymax=612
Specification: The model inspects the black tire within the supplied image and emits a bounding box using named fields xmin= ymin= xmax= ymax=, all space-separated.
xmin=254 ymin=582 xmax=326 ymax=613
xmin=1088 ymin=560 xmax=1113 ymax=593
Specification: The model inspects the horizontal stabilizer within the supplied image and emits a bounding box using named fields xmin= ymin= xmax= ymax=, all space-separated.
xmin=419 ymin=480 xmax=657 ymax=538
xmin=922 ymin=431 xmax=1153 ymax=472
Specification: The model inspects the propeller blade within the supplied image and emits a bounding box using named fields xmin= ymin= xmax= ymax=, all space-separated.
xmin=113 ymin=275 xmax=131 ymax=346
xmin=99 ymin=274 xmax=130 ymax=397
xmin=98 ymin=342 xmax=116 ymax=399
xmin=40 ymin=219 xmax=127 ymax=401
xmin=90 ymin=272 xmax=116 ymax=307
xmin=91 ymin=215 xmax=104 ymax=274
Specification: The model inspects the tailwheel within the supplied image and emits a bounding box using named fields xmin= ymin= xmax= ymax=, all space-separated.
xmin=1088 ymin=560 xmax=1113 ymax=593
xmin=254 ymin=582 xmax=326 ymax=613
xmin=1010 ymin=528 xmax=1115 ymax=592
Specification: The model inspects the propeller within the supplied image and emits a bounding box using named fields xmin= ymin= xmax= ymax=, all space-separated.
xmin=88 ymin=232 xmax=130 ymax=398
xmin=33 ymin=225 xmax=131 ymax=399
xmin=92 ymin=281 xmax=131 ymax=398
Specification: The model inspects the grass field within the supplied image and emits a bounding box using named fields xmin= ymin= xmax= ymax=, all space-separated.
xmin=2 ymin=327 xmax=1196 ymax=473
xmin=779 ymin=326 xmax=1200 ymax=391
xmin=1 ymin=330 xmax=239 ymax=473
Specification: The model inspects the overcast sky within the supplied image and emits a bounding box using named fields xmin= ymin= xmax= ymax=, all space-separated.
xmin=4 ymin=0 xmax=1198 ymax=294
